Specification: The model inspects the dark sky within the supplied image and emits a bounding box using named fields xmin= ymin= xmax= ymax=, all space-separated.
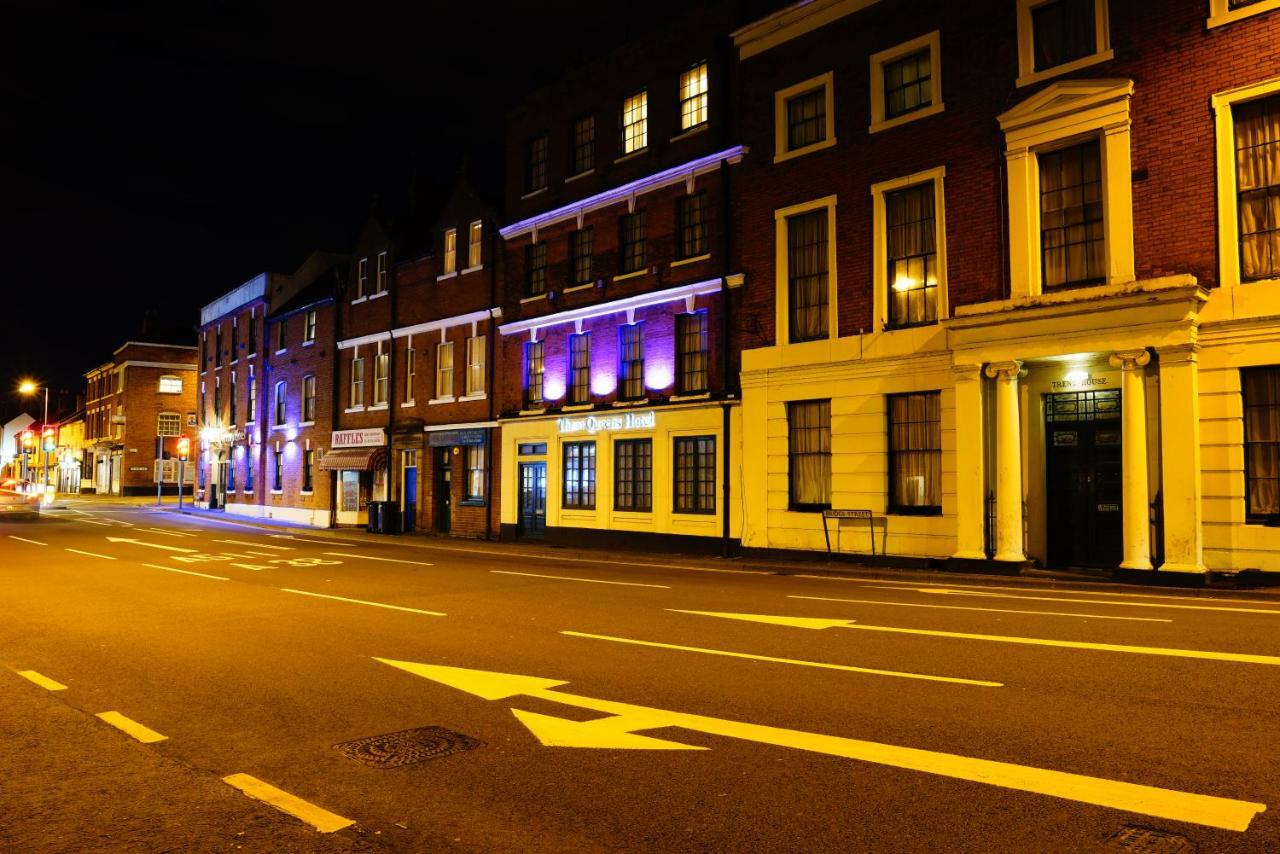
xmin=1 ymin=0 xmax=745 ymax=421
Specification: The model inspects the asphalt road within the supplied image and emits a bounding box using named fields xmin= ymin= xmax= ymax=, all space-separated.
xmin=3 ymin=498 xmax=1279 ymax=852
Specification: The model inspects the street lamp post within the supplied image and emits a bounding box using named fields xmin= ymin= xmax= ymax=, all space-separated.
xmin=18 ymin=381 xmax=50 ymax=496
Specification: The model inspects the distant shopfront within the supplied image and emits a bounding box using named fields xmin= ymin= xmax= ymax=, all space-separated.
xmin=320 ymin=427 xmax=388 ymax=526
xmin=499 ymin=402 xmax=740 ymax=552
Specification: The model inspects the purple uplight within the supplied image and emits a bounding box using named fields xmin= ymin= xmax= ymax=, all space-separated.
xmin=644 ymin=354 xmax=675 ymax=393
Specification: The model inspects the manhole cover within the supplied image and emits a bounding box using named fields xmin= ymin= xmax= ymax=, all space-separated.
xmin=335 ymin=726 xmax=482 ymax=768
xmin=1106 ymin=825 xmax=1195 ymax=853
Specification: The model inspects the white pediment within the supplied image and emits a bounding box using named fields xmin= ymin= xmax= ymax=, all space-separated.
xmin=998 ymin=79 xmax=1134 ymax=134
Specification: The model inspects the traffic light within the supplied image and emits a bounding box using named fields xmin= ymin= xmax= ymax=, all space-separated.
xmin=177 ymin=436 xmax=190 ymax=461
xmin=19 ymin=430 xmax=34 ymax=453
xmin=42 ymin=427 xmax=56 ymax=453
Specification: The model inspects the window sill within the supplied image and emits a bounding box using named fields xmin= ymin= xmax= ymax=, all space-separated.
xmin=299 ymin=421 xmax=315 ymax=428
xmin=565 ymin=169 xmax=595 ymax=184
xmin=271 ymin=490 xmax=284 ymax=495
xmin=882 ymin=320 xmax=940 ymax=332
xmin=428 ymin=397 xmax=456 ymax=406
xmin=614 ymin=148 xmax=648 ymax=164
xmin=613 ymin=268 xmax=650 ymax=283
xmin=230 ymin=359 xmax=238 ymax=366
xmin=300 ymin=490 xmax=314 ymax=496
xmin=351 ymin=296 xmax=368 ymax=305
xmin=302 ymin=340 xmax=315 ymax=347
xmin=789 ymin=504 xmax=832 ymax=513
xmin=459 ymin=392 xmax=487 ymax=401
xmin=521 ymin=187 xmax=549 ymax=200
xmin=671 ymin=392 xmax=710 ymax=401
xmin=436 ymin=271 xmax=458 ymax=282
xmin=673 ymin=509 xmax=717 ymax=517
xmin=344 ymin=406 xmax=365 ymax=413
xmin=611 ymin=398 xmax=651 ymax=407
xmin=368 ymin=403 xmax=389 ymax=411
xmin=670 ymin=124 xmax=709 ymax=143
xmin=1016 ymin=49 xmax=1114 ymax=88
xmin=564 ymin=282 xmax=596 ymax=294
xmin=868 ymin=101 xmax=945 ymax=135
xmin=369 ymin=290 xmax=388 ymax=300
xmin=271 ymin=424 xmax=288 ymax=431
xmin=519 ymin=408 xmax=547 ymax=416
xmin=520 ymin=293 xmax=548 ymax=304
xmin=458 ymin=499 xmax=486 ymax=507
xmin=562 ymin=403 xmax=593 ymax=412
xmin=1208 ymin=0 xmax=1280 ymax=28
xmin=773 ymin=137 xmax=837 ymax=165
xmin=671 ymin=253 xmax=710 ymax=269
xmin=460 ymin=264 xmax=483 ymax=276
xmin=888 ymin=506 xmax=942 ymax=517
xmin=401 ymin=401 xmax=416 ymax=408
xmin=274 ymin=349 xmax=286 ymax=356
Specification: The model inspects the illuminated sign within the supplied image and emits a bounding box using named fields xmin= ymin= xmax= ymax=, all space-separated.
xmin=557 ymin=411 xmax=655 ymax=435
xmin=1051 ymin=373 xmax=1112 ymax=391
xmin=332 ymin=428 xmax=386 ymax=448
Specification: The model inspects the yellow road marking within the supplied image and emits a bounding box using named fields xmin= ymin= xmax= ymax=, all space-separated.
xmin=141 ymin=562 xmax=229 ymax=581
xmin=214 ymin=539 xmax=292 ymax=550
xmin=673 ymin=610 xmax=1280 ymax=666
xmin=96 ymin=711 xmax=167 ymax=743
xmin=893 ymin=587 xmax=1280 ymax=617
xmin=377 ymin=659 xmax=1266 ymax=832
xmin=788 ymin=594 xmax=1172 ymax=623
xmin=276 ymin=534 xmax=364 ymax=546
xmin=281 ymin=588 xmax=445 ymax=616
xmin=8 ymin=535 xmax=47 ymax=546
xmin=561 ymin=630 xmax=1001 ymax=686
xmin=493 ymin=570 xmax=669 ymax=589
xmin=322 ymin=552 xmax=433 ymax=566
xmin=65 ymin=548 xmax=116 ymax=560
xmin=816 ymin=575 xmax=1280 ymax=607
xmin=222 ymin=773 xmax=354 ymax=833
xmin=16 ymin=670 xmax=67 ymax=691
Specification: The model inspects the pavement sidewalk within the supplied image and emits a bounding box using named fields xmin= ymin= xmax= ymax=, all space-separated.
xmin=0 ymin=672 xmax=380 ymax=853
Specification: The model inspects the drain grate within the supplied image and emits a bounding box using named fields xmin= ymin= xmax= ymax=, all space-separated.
xmin=1106 ymin=825 xmax=1195 ymax=853
xmin=335 ymin=726 xmax=482 ymax=769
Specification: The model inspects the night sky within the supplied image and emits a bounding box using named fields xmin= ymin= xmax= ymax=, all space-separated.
xmin=2 ymin=0 xmax=765 ymax=422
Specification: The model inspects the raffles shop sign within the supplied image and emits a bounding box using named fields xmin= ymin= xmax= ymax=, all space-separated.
xmin=557 ymin=411 xmax=655 ymax=436
xmin=332 ymin=428 xmax=386 ymax=448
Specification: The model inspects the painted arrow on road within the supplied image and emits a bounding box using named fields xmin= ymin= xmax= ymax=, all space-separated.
xmin=375 ymin=658 xmax=1266 ymax=832
xmin=104 ymin=537 xmax=197 ymax=554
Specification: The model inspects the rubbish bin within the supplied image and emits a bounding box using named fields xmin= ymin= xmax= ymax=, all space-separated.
xmin=366 ymin=500 xmax=401 ymax=534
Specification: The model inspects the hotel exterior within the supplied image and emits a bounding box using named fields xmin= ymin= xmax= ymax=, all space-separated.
xmin=495 ymin=7 xmax=745 ymax=551
xmin=728 ymin=0 xmax=1280 ymax=577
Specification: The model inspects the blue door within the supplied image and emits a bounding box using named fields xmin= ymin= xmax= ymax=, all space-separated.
xmin=403 ymin=463 xmax=418 ymax=533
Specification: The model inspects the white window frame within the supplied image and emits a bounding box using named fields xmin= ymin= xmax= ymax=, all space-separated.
xmin=773 ymin=72 xmax=836 ymax=164
xmin=246 ymin=368 xmax=256 ymax=423
xmin=376 ymin=251 xmax=388 ymax=293
xmin=868 ymin=31 xmax=944 ymax=134
xmin=158 ymin=375 xmax=183 ymax=394
xmin=871 ymin=167 xmax=948 ymax=332
xmin=303 ymin=309 xmax=317 ymax=343
xmin=443 ymin=228 xmax=457 ymax=276
xmin=467 ymin=221 xmax=483 ymax=270
xmin=1015 ymin=0 xmax=1113 ymax=89
xmin=372 ymin=349 xmax=390 ymax=407
xmin=349 ymin=354 xmax=365 ymax=410
xmin=435 ymin=340 xmax=455 ymax=401
xmin=1208 ymin=0 xmax=1280 ymax=28
xmin=774 ymin=195 xmax=839 ymax=345
xmin=274 ymin=381 xmax=287 ymax=426
xmin=356 ymin=256 xmax=368 ymax=299
xmin=404 ymin=343 xmax=416 ymax=405
xmin=157 ymin=412 xmax=181 ymax=437
xmin=620 ymin=90 xmax=649 ymax=155
xmin=1212 ymin=75 xmax=1280 ymax=303
xmin=997 ymin=78 xmax=1134 ymax=299
xmin=301 ymin=375 xmax=316 ymax=424
xmin=465 ymin=335 xmax=486 ymax=396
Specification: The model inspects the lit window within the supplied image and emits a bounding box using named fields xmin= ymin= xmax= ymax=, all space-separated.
xmin=527 ymin=134 xmax=548 ymax=192
xmin=302 ymin=375 xmax=316 ymax=423
xmin=158 ymin=375 xmax=183 ymax=394
xmin=157 ymin=413 xmax=181 ymax=437
xmin=788 ymin=400 xmax=831 ymax=510
xmin=405 ymin=346 xmax=416 ymax=402
xmin=468 ymin=221 xmax=483 ymax=269
xmin=572 ymin=115 xmax=595 ymax=174
xmin=376 ymin=251 xmax=388 ymax=293
xmin=436 ymin=341 xmax=454 ymax=400
xmin=569 ymin=333 xmax=590 ymax=404
xmin=614 ymin=438 xmax=652 ymax=512
xmin=525 ymin=340 xmax=544 ymax=407
xmin=677 ymin=193 xmax=708 ymax=259
xmin=304 ymin=310 xmax=317 ymax=342
xmin=1233 ymin=95 xmax=1280 ymax=282
xmin=679 ymin=63 xmax=709 ymax=131
xmin=787 ymin=208 xmax=829 ymax=342
xmin=570 ymin=228 xmax=593 ymax=285
xmin=886 ymin=181 xmax=940 ymax=326
xmin=357 ymin=257 xmax=368 ymax=298
xmin=443 ymin=229 xmax=457 ymax=275
xmin=619 ymin=211 xmax=647 ymax=274
xmin=373 ymin=351 xmax=390 ymax=405
xmin=466 ymin=336 xmax=486 ymax=396
xmin=350 ymin=356 xmax=365 ymax=407
xmin=888 ymin=392 xmax=942 ymax=514
xmin=620 ymin=91 xmax=648 ymax=154
xmin=526 ymin=242 xmax=548 ymax=296
xmin=1039 ymin=140 xmax=1105 ymax=290
xmin=465 ymin=446 xmax=485 ymax=501
xmin=676 ymin=311 xmax=708 ymax=394
xmin=303 ymin=449 xmax=315 ymax=493
xmin=674 ymin=435 xmax=716 ymax=514
xmin=618 ymin=323 xmax=644 ymax=400
xmin=274 ymin=381 xmax=286 ymax=425
xmin=563 ymin=441 xmax=596 ymax=509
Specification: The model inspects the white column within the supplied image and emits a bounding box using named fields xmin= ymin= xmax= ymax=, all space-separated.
xmin=952 ymin=364 xmax=986 ymax=560
xmin=984 ymin=360 xmax=1025 ymax=563
xmin=1110 ymin=348 xmax=1153 ymax=571
xmin=1156 ymin=344 xmax=1204 ymax=573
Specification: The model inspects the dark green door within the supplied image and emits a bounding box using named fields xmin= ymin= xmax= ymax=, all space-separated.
xmin=1045 ymin=390 xmax=1123 ymax=569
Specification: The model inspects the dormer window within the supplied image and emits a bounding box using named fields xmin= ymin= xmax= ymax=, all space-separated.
xmin=356 ymin=257 xmax=368 ymax=298
xmin=443 ymin=228 xmax=457 ymax=275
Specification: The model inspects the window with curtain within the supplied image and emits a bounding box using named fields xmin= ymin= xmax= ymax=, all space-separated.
xmin=787 ymin=209 xmax=829 ymax=342
xmin=436 ymin=341 xmax=454 ymax=400
xmin=676 ymin=311 xmax=708 ymax=394
xmin=274 ymin=381 xmax=286 ymax=425
xmin=1243 ymin=366 xmax=1280 ymax=523
xmin=1040 ymin=139 xmax=1104 ymax=290
xmin=465 ymin=446 xmax=485 ymax=501
xmin=526 ymin=242 xmax=547 ymax=295
xmin=677 ymin=192 xmax=708 ymax=259
xmin=468 ymin=221 xmax=483 ymax=268
xmin=620 ymin=211 xmax=647 ymax=273
xmin=563 ymin=441 xmax=596 ymax=509
xmin=674 ymin=435 xmax=716 ymax=514
xmin=788 ymin=400 xmax=831 ymax=509
xmin=357 ymin=257 xmax=368 ymax=297
xmin=1031 ymin=0 xmax=1096 ymax=72
xmin=569 ymin=333 xmax=591 ymax=404
xmin=680 ymin=63 xmax=709 ymax=130
xmin=886 ymin=181 xmax=938 ymax=327
xmin=525 ymin=340 xmax=544 ymax=407
xmin=1234 ymin=94 xmax=1280 ymax=282
xmin=618 ymin=323 xmax=644 ymax=400
xmin=572 ymin=115 xmax=595 ymax=174
xmin=302 ymin=375 xmax=316 ymax=423
xmin=405 ymin=347 xmax=416 ymax=402
xmin=373 ymin=351 xmax=389 ymax=405
xmin=350 ymin=356 xmax=365 ymax=407
xmin=466 ymin=336 xmax=486 ymax=395
xmin=621 ymin=91 xmax=648 ymax=154
xmin=527 ymin=134 xmax=548 ymax=192
xmin=614 ymin=438 xmax=652 ymax=511
xmin=884 ymin=49 xmax=932 ymax=120
xmin=888 ymin=392 xmax=942 ymax=514
xmin=570 ymin=227 xmax=593 ymax=284
xmin=786 ymin=87 xmax=827 ymax=151
xmin=443 ymin=229 xmax=457 ymax=275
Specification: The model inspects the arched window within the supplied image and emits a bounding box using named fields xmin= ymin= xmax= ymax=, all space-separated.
xmin=274 ymin=381 xmax=287 ymax=425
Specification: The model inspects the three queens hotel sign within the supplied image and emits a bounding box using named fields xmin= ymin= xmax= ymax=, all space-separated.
xmin=557 ymin=411 xmax=656 ymax=435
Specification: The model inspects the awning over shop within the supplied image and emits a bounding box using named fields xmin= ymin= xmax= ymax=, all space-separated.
xmin=318 ymin=447 xmax=387 ymax=471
